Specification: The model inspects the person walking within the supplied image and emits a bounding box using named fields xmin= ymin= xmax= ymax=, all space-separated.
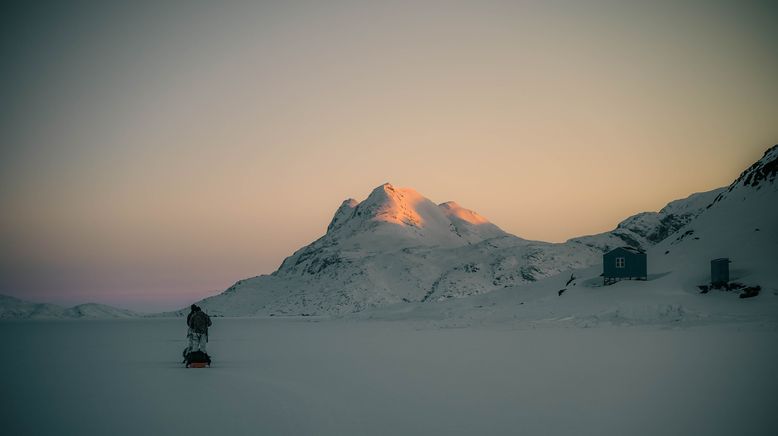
xmin=183 ymin=304 xmax=212 ymax=367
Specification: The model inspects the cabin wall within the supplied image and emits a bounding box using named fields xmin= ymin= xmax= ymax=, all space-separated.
xmin=603 ymin=250 xmax=647 ymax=279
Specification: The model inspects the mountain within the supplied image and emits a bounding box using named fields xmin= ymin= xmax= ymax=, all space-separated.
xmin=649 ymin=144 xmax=778 ymax=286
xmin=7 ymin=146 xmax=774 ymax=321
xmin=317 ymin=183 xmax=509 ymax=248
xmin=0 ymin=295 xmax=65 ymax=319
xmin=568 ymin=188 xmax=725 ymax=252
xmin=175 ymin=183 xmax=596 ymax=316
xmin=61 ymin=303 xmax=139 ymax=319
xmin=184 ymin=145 xmax=774 ymax=318
xmin=357 ymin=145 xmax=778 ymax=327
xmin=0 ymin=295 xmax=138 ymax=320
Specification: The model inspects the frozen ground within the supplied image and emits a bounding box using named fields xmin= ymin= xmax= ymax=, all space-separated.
xmin=2 ymin=317 xmax=777 ymax=436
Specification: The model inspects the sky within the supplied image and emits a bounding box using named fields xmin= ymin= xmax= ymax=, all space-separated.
xmin=1 ymin=0 xmax=777 ymax=312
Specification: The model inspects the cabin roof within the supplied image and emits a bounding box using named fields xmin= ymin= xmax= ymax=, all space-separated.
xmin=606 ymin=246 xmax=645 ymax=255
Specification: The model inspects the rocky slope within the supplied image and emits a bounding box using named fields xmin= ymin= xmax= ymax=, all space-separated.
xmin=569 ymin=188 xmax=725 ymax=252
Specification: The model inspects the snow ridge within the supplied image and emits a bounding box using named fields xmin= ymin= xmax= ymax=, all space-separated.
xmin=568 ymin=188 xmax=724 ymax=252
xmin=708 ymin=144 xmax=778 ymax=208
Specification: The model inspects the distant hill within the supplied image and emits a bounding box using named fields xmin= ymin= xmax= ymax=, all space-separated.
xmin=0 ymin=295 xmax=138 ymax=320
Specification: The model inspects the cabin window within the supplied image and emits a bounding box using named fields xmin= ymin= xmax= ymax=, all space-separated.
xmin=615 ymin=257 xmax=625 ymax=268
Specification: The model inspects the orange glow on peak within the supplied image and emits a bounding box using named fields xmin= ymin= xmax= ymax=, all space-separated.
xmin=370 ymin=184 xmax=426 ymax=227
xmin=439 ymin=201 xmax=490 ymax=225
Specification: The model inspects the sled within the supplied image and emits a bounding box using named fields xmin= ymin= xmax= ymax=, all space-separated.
xmin=183 ymin=349 xmax=212 ymax=368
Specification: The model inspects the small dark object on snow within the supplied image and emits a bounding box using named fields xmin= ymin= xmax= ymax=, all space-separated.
xmin=739 ymin=286 xmax=761 ymax=299
xmin=665 ymin=250 xmax=670 ymax=255
xmin=675 ymin=230 xmax=695 ymax=243
xmin=565 ymin=274 xmax=575 ymax=286
xmin=185 ymin=350 xmax=211 ymax=368
xmin=698 ymin=282 xmax=748 ymax=292
xmin=711 ymin=281 xmax=743 ymax=290
xmin=558 ymin=289 xmax=566 ymax=296
xmin=705 ymin=282 xmax=746 ymax=292
xmin=755 ymin=228 xmax=760 ymax=232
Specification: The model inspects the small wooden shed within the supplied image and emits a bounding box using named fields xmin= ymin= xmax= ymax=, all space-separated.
xmin=603 ymin=247 xmax=647 ymax=285
xmin=711 ymin=258 xmax=730 ymax=286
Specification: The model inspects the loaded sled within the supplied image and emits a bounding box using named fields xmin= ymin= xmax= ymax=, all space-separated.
xmin=183 ymin=349 xmax=212 ymax=368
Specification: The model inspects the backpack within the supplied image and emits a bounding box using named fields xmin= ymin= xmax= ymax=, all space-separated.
xmin=191 ymin=311 xmax=210 ymax=334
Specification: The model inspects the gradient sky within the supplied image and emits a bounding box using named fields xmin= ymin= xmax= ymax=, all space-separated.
xmin=1 ymin=0 xmax=777 ymax=311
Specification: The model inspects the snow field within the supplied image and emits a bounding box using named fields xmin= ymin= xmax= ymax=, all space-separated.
xmin=2 ymin=318 xmax=776 ymax=436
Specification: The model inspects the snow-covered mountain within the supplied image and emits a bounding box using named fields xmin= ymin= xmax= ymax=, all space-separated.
xmin=0 ymin=295 xmax=138 ymax=320
xmin=186 ymin=143 xmax=777 ymax=319
xmin=183 ymin=183 xmax=603 ymax=316
xmin=6 ymin=146 xmax=775 ymax=320
xmin=649 ymin=144 xmax=778 ymax=287
xmin=317 ymin=184 xmax=509 ymax=248
xmin=568 ymin=188 xmax=725 ymax=252
xmin=357 ymin=145 xmax=778 ymax=328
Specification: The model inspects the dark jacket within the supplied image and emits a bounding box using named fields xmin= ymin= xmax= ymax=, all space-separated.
xmin=187 ymin=310 xmax=212 ymax=334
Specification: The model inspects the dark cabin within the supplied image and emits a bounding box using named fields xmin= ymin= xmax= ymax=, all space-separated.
xmin=603 ymin=247 xmax=647 ymax=285
xmin=710 ymin=258 xmax=730 ymax=286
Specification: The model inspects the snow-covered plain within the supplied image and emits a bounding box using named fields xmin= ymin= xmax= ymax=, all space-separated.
xmin=1 ymin=317 xmax=776 ymax=436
